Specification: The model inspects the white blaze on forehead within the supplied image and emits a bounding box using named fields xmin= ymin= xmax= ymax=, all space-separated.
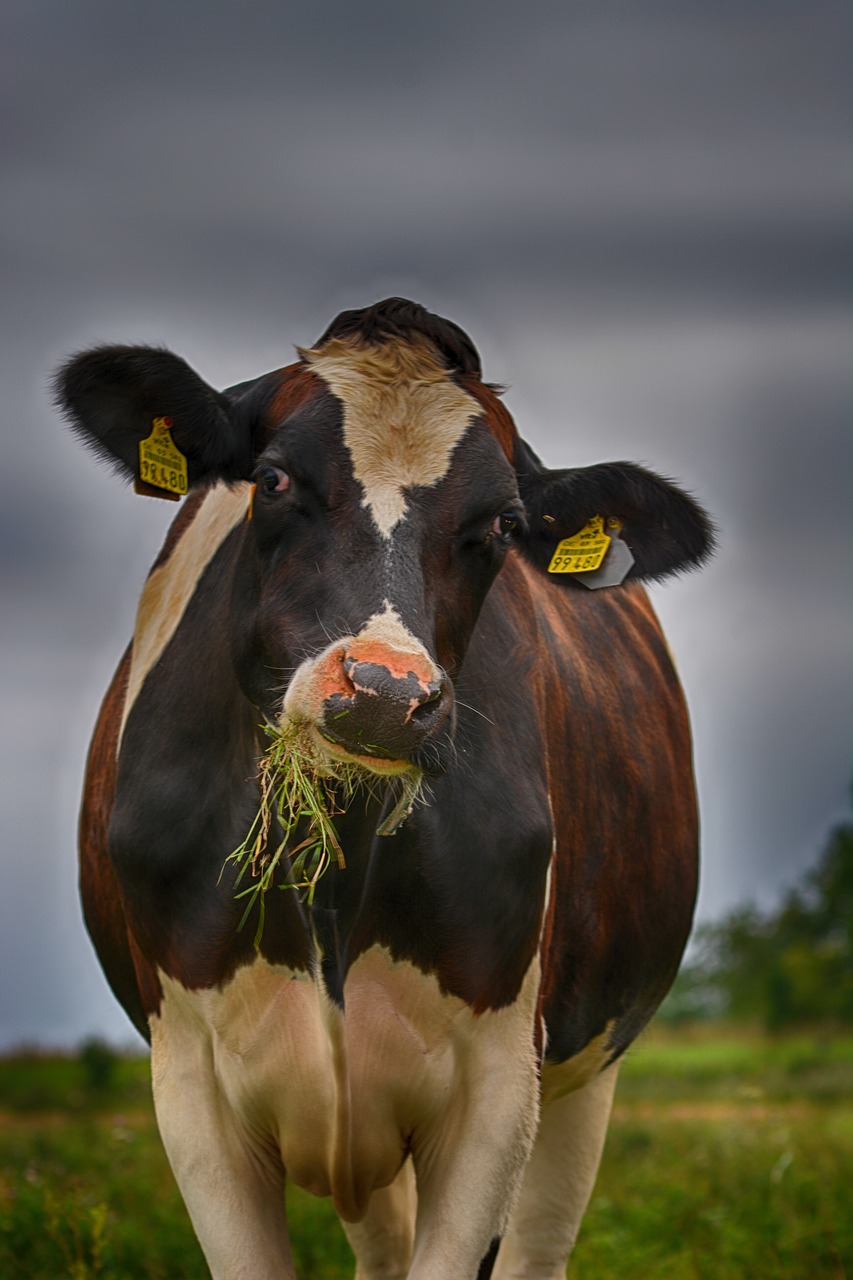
xmin=302 ymin=337 xmax=478 ymax=537
xmin=118 ymin=482 xmax=251 ymax=748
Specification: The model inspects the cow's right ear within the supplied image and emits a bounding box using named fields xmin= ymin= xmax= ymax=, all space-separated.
xmin=54 ymin=345 xmax=254 ymax=488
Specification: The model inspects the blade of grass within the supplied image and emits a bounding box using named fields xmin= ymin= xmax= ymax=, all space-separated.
xmin=221 ymin=721 xmax=422 ymax=944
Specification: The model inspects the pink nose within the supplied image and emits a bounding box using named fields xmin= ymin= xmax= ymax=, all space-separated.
xmin=341 ymin=652 xmax=441 ymax=716
xmin=310 ymin=641 xmax=449 ymax=762
xmin=307 ymin=640 xmax=438 ymax=702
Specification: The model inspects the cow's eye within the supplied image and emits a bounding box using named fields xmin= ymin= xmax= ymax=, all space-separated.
xmin=258 ymin=466 xmax=290 ymax=494
xmin=492 ymin=512 xmax=519 ymax=537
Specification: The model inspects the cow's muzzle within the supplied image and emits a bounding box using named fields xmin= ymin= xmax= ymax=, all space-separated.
xmin=283 ymin=636 xmax=454 ymax=775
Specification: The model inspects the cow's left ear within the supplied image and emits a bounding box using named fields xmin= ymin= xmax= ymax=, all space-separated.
xmin=514 ymin=437 xmax=715 ymax=584
xmin=55 ymin=345 xmax=255 ymax=490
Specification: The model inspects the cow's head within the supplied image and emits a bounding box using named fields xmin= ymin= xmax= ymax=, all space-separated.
xmin=56 ymin=298 xmax=713 ymax=780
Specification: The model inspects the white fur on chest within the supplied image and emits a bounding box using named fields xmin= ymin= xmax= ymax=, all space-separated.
xmin=150 ymin=945 xmax=541 ymax=1221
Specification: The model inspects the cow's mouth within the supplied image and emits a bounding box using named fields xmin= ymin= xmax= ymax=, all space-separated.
xmin=287 ymin=721 xmax=423 ymax=837
xmin=309 ymin=723 xmax=413 ymax=776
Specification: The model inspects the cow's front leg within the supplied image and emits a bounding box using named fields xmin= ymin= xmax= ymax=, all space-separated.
xmin=406 ymin=980 xmax=541 ymax=1280
xmin=150 ymin=1019 xmax=295 ymax=1280
xmin=492 ymin=1061 xmax=619 ymax=1279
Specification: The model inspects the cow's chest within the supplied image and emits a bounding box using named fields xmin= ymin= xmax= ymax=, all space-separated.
xmin=149 ymin=944 xmax=541 ymax=1219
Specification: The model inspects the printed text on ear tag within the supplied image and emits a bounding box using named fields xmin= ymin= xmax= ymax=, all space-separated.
xmin=136 ymin=417 xmax=188 ymax=498
xmin=548 ymin=515 xmax=611 ymax=573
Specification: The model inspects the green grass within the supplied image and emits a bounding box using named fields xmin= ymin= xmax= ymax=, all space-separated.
xmin=0 ymin=1047 xmax=150 ymax=1113
xmin=576 ymin=1109 xmax=852 ymax=1279
xmin=0 ymin=1027 xmax=850 ymax=1278
xmin=223 ymin=722 xmax=348 ymax=941
xmin=222 ymin=721 xmax=421 ymax=943
xmin=617 ymin=1022 xmax=853 ymax=1102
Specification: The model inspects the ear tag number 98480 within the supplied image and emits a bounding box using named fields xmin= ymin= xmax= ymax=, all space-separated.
xmin=137 ymin=417 xmax=188 ymax=498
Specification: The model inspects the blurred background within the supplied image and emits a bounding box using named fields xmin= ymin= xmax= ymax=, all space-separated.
xmin=2 ymin=0 xmax=850 ymax=1048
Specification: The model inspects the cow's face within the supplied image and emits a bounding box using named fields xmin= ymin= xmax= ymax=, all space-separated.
xmin=56 ymin=299 xmax=713 ymax=780
xmin=236 ymin=338 xmax=524 ymax=775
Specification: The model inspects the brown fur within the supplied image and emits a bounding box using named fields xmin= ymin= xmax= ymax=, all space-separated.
xmin=78 ymin=647 xmax=158 ymax=1036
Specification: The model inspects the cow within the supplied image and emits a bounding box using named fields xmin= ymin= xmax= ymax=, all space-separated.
xmin=56 ymin=298 xmax=713 ymax=1280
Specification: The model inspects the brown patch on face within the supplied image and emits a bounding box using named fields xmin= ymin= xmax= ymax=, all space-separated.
xmin=264 ymin=362 xmax=324 ymax=445
xmin=458 ymin=376 xmax=518 ymax=460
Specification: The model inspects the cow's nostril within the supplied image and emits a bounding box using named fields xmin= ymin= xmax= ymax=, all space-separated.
xmin=340 ymin=658 xmax=357 ymax=696
xmin=409 ymin=684 xmax=443 ymax=721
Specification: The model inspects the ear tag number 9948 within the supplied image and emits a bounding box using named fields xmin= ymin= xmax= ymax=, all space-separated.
xmin=548 ymin=515 xmax=611 ymax=574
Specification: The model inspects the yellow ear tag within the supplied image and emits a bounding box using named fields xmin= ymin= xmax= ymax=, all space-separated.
xmin=247 ymin=483 xmax=256 ymax=520
xmin=136 ymin=416 xmax=188 ymax=499
xmin=548 ymin=515 xmax=611 ymax=574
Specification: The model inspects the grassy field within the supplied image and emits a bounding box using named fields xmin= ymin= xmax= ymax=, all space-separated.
xmin=0 ymin=1025 xmax=850 ymax=1278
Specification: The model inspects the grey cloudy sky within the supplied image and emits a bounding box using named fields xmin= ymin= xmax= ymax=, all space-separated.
xmin=1 ymin=0 xmax=850 ymax=1047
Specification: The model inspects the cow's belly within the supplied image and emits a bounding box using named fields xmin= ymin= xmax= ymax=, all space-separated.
xmin=150 ymin=945 xmax=540 ymax=1220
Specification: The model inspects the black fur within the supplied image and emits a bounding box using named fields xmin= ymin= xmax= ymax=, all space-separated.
xmin=476 ymin=1237 xmax=502 ymax=1279
xmin=53 ymin=345 xmax=255 ymax=486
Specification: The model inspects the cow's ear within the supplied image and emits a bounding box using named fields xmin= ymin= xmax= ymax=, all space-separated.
xmin=514 ymin=436 xmax=715 ymax=584
xmin=54 ymin=345 xmax=254 ymax=489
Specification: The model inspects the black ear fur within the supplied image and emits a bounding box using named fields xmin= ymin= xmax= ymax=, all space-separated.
xmin=514 ymin=437 xmax=715 ymax=583
xmin=54 ymin=345 xmax=254 ymax=486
